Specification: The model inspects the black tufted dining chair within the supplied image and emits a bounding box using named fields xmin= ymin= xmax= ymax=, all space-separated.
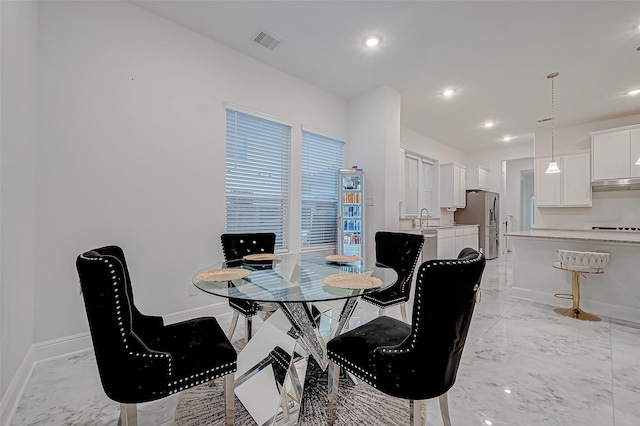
xmin=361 ymin=231 xmax=424 ymax=323
xmin=326 ymin=248 xmax=486 ymax=426
xmin=77 ymin=245 xmax=237 ymax=426
xmin=220 ymin=232 xmax=277 ymax=343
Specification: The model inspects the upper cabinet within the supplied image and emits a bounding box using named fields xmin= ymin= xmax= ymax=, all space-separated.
xmin=440 ymin=163 xmax=466 ymax=208
xmin=467 ymin=166 xmax=491 ymax=190
xmin=535 ymin=152 xmax=591 ymax=207
xmin=591 ymin=126 xmax=640 ymax=180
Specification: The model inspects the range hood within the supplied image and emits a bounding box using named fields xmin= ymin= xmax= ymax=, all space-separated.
xmin=591 ymin=177 xmax=640 ymax=192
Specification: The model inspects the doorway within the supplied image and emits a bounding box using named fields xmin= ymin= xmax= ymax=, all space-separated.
xmin=502 ymin=157 xmax=534 ymax=252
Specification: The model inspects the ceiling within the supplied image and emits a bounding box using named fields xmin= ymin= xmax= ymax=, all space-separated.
xmin=133 ymin=1 xmax=640 ymax=153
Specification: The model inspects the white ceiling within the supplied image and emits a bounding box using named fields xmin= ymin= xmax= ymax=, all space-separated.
xmin=133 ymin=1 xmax=640 ymax=153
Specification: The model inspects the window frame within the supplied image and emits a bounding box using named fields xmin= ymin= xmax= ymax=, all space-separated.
xmin=400 ymin=149 xmax=439 ymax=218
xmin=224 ymin=106 xmax=292 ymax=251
xmin=300 ymin=129 xmax=345 ymax=250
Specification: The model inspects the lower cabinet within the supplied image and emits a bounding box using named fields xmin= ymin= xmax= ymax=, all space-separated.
xmin=422 ymin=225 xmax=478 ymax=262
xmin=437 ymin=230 xmax=457 ymax=259
xmin=462 ymin=226 xmax=479 ymax=252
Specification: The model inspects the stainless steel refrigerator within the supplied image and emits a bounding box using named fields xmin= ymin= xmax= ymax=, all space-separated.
xmin=454 ymin=190 xmax=499 ymax=259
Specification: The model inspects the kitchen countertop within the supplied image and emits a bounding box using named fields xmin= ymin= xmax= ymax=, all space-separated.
xmin=401 ymin=224 xmax=479 ymax=234
xmin=505 ymin=228 xmax=640 ymax=244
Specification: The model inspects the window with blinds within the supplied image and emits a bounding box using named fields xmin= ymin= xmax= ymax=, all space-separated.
xmin=402 ymin=151 xmax=436 ymax=216
xmin=422 ymin=159 xmax=435 ymax=213
xmin=225 ymin=109 xmax=291 ymax=250
xmin=301 ymin=131 xmax=344 ymax=249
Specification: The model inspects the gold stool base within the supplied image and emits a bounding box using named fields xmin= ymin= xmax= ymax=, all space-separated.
xmin=553 ymin=307 xmax=601 ymax=322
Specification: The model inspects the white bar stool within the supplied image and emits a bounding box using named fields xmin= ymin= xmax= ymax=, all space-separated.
xmin=553 ymin=250 xmax=610 ymax=322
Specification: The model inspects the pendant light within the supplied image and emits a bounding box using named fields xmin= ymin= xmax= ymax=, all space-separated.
xmin=545 ymin=72 xmax=561 ymax=174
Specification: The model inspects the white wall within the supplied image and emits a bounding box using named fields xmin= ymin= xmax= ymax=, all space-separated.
xmin=534 ymin=113 xmax=640 ymax=229
xmin=505 ymin=157 xmax=535 ymax=233
xmin=0 ymin=0 xmax=38 ymax=404
xmin=347 ymin=86 xmax=401 ymax=257
xmin=465 ymin=143 xmax=535 ymax=193
xmin=34 ymin=1 xmax=348 ymax=343
xmin=462 ymin=143 xmax=534 ymax=255
xmin=400 ymin=126 xmax=466 ymax=225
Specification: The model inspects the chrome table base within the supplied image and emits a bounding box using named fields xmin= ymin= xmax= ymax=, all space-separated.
xmin=234 ymin=299 xmax=356 ymax=425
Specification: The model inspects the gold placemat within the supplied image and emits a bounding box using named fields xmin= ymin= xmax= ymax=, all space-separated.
xmin=322 ymin=273 xmax=382 ymax=289
xmin=325 ymin=255 xmax=362 ymax=263
xmin=243 ymin=253 xmax=281 ymax=261
xmin=196 ymin=269 xmax=250 ymax=282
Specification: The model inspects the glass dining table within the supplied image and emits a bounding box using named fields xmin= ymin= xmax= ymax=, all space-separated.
xmin=192 ymin=252 xmax=397 ymax=426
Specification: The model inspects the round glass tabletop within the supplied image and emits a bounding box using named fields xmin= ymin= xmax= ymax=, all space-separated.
xmin=192 ymin=252 xmax=397 ymax=303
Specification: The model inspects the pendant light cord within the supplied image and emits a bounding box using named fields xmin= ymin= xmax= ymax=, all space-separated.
xmin=551 ymin=74 xmax=555 ymax=161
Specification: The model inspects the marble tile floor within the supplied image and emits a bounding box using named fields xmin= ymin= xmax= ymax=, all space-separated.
xmin=10 ymin=254 xmax=640 ymax=425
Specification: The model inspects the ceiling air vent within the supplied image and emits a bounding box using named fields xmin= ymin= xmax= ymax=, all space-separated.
xmin=253 ymin=31 xmax=281 ymax=51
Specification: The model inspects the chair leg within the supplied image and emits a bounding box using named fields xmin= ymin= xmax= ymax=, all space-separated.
xmin=117 ymin=403 xmax=137 ymax=426
xmin=409 ymin=400 xmax=423 ymax=426
xmin=245 ymin=316 xmax=253 ymax=343
xmin=224 ymin=374 xmax=235 ymax=426
xmin=439 ymin=392 xmax=451 ymax=426
xmin=327 ymin=361 xmax=340 ymax=426
xmin=227 ymin=311 xmax=239 ymax=340
xmin=400 ymin=304 xmax=409 ymax=323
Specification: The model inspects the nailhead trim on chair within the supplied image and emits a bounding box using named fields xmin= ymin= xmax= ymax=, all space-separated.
xmin=362 ymin=237 xmax=424 ymax=309
xmin=79 ymin=249 xmax=238 ymax=402
xmin=329 ymin=252 xmax=485 ymax=391
xmin=379 ymin=256 xmax=484 ymax=355
xmin=80 ymin=254 xmax=175 ymax=376
xmin=270 ymin=348 xmax=291 ymax=371
xmin=327 ymin=350 xmax=376 ymax=379
xmin=169 ymin=362 xmax=237 ymax=393
xmin=361 ymin=295 xmax=405 ymax=309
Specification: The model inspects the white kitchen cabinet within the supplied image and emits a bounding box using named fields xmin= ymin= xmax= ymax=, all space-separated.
xmin=424 ymin=226 xmax=478 ymax=260
xmin=591 ymin=125 xmax=640 ymax=180
xmin=462 ymin=226 xmax=479 ymax=251
xmin=440 ymin=163 xmax=466 ymax=208
xmin=592 ymin=130 xmax=631 ymax=180
xmin=535 ymin=153 xmax=591 ymax=207
xmin=562 ymin=153 xmax=592 ymax=206
xmin=535 ymin=157 xmax=561 ymax=206
xmin=437 ymin=228 xmax=457 ymax=259
xmin=467 ymin=166 xmax=491 ymax=190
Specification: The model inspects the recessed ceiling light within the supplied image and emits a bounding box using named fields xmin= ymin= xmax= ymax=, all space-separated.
xmin=364 ymin=35 xmax=382 ymax=48
xmin=502 ymin=135 xmax=513 ymax=141
xmin=442 ymin=88 xmax=456 ymax=97
xmin=482 ymin=121 xmax=495 ymax=128
xmin=627 ymin=89 xmax=640 ymax=95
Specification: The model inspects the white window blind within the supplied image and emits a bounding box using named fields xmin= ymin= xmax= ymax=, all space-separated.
xmin=225 ymin=109 xmax=291 ymax=250
xmin=404 ymin=155 xmax=420 ymax=216
xmin=401 ymin=150 xmax=436 ymax=217
xmin=301 ymin=131 xmax=344 ymax=249
xmin=422 ymin=159 xmax=435 ymax=213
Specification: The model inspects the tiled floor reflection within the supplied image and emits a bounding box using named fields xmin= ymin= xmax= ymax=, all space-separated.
xmin=10 ymin=254 xmax=640 ymax=425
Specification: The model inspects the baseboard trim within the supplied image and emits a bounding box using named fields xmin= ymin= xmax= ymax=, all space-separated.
xmin=0 ymin=301 xmax=230 ymax=426
xmin=511 ymin=287 xmax=640 ymax=323
xmin=33 ymin=332 xmax=92 ymax=363
xmin=164 ymin=301 xmax=230 ymax=324
xmin=1 ymin=346 xmax=35 ymax=426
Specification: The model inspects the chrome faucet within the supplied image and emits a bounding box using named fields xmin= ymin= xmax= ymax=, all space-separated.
xmin=419 ymin=208 xmax=432 ymax=229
